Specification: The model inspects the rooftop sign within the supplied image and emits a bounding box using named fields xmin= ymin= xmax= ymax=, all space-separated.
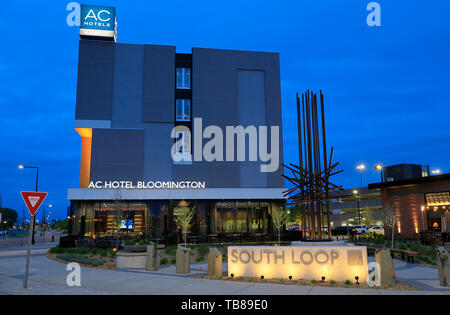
xmin=79 ymin=5 xmax=117 ymax=41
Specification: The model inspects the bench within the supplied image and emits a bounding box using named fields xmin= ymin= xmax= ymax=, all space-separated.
xmin=366 ymin=247 xmax=419 ymax=264
xmin=391 ymin=249 xmax=419 ymax=263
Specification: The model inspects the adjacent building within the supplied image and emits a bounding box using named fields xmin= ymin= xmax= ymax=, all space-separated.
xmin=369 ymin=173 xmax=450 ymax=239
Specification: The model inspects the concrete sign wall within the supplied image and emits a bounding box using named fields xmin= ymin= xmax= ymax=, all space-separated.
xmin=228 ymin=246 xmax=368 ymax=282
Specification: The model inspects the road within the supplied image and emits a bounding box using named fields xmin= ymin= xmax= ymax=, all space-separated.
xmin=1 ymin=243 xmax=449 ymax=295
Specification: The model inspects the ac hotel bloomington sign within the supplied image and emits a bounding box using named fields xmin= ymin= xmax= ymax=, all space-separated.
xmin=88 ymin=181 xmax=205 ymax=189
xmin=228 ymin=246 xmax=369 ymax=282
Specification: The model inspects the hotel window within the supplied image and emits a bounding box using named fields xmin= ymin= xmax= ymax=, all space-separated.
xmin=176 ymin=131 xmax=191 ymax=154
xmin=176 ymin=99 xmax=191 ymax=121
xmin=176 ymin=68 xmax=191 ymax=89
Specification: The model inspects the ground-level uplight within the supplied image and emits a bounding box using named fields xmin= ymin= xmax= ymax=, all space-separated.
xmin=321 ymin=276 xmax=325 ymax=282
xmin=260 ymin=275 xmax=264 ymax=280
xmin=288 ymin=275 xmax=292 ymax=281
xmin=231 ymin=273 xmax=234 ymax=279
xmin=355 ymin=276 xmax=359 ymax=285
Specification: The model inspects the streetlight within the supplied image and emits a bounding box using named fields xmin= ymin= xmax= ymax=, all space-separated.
xmin=356 ymin=164 xmax=365 ymax=188
xmin=353 ymin=190 xmax=362 ymax=226
xmin=18 ymin=164 xmax=39 ymax=244
xmin=375 ymin=164 xmax=384 ymax=182
xmin=431 ymin=169 xmax=441 ymax=175
xmin=41 ymin=204 xmax=52 ymax=241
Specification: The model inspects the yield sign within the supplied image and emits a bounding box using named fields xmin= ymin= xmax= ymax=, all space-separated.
xmin=20 ymin=191 xmax=48 ymax=216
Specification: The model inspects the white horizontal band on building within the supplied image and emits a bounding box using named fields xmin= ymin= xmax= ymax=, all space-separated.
xmin=88 ymin=181 xmax=206 ymax=189
xmin=68 ymin=188 xmax=286 ymax=200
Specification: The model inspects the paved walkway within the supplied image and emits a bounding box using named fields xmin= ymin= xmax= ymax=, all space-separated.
xmin=0 ymin=245 xmax=449 ymax=295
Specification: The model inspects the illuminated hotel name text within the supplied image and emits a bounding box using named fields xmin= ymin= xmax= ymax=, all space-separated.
xmin=88 ymin=181 xmax=206 ymax=189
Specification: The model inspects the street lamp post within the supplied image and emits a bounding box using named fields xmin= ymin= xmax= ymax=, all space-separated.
xmin=41 ymin=204 xmax=52 ymax=242
xmin=375 ymin=164 xmax=384 ymax=182
xmin=18 ymin=165 xmax=39 ymax=244
xmin=353 ymin=190 xmax=362 ymax=225
xmin=356 ymin=164 xmax=365 ymax=188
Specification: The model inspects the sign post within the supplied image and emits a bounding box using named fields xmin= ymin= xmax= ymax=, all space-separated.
xmin=20 ymin=191 xmax=47 ymax=289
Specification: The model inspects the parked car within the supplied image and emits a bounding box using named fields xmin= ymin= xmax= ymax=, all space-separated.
xmin=331 ymin=226 xmax=357 ymax=236
xmin=354 ymin=225 xmax=368 ymax=234
xmin=286 ymin=223 xmax=300 ymax=231
xmin=368 ymin=226 xmax=384 ymax=235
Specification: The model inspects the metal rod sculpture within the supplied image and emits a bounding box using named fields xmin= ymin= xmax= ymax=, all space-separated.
xmin=282 ymin=90 xmax=344 ymax=241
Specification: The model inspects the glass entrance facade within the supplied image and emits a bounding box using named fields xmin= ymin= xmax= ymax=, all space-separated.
xmin=69 ymin=199 xmax=281 ymax=241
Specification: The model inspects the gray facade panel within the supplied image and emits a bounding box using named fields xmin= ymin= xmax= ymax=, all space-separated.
xmin=75 ymin=40 xmax=115 ymax=121
xmin=90 ymin=129 xmax=144 ymax=182
xmin=112 ymin=44 xmax=144 ymax=127
xmin=192 ymin=48 xmax=283 ymax=188
xmin=142 ymin=45 xmax=175 ymax=123
xmin=143 ymin=124 xmax=173 ymax=181
xmin=237 ymin=69 xmax=268 ymax=187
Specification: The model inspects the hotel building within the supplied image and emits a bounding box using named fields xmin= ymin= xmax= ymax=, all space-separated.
xmin=67 ymin=38 xmax=285 ymax=243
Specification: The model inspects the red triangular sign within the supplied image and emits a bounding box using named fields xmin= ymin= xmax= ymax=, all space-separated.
xmin=20 ymin=191 xmax=48 ymax=216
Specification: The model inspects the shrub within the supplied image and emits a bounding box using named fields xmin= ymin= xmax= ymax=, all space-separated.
xmin=196 ymin=257 xmax=204 ymax=262
xmin=56 ymin=253 xmax=103 ymax=266
xmin=49 ymin=246 xmax=65 ymax=254
xmin=160 ymin=257 xmax=169 ymax=265
xmin=330 ymin=280 xmax=336 ymax=285
xmin=310 ymin=279 xmax=317 ymax=284
xmin=171 ymin=259 xmax=176 ymax=264
xmin=344 ymin=280 xmax=352 ymax=285
xmin=197 ymin=245 xmax=209 ymax=256
xmin=165 ymin=246 xmax=177 ymax=256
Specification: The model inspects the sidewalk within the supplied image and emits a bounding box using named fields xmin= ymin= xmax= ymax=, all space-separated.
xmin=0 ymin=247 xmax=449 ymax=295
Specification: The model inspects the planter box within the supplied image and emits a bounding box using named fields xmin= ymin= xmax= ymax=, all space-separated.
xmin=116 ymin=252 xmax=147 ymax=269
xmin=122 ymin=245 xmax=147 ymax=252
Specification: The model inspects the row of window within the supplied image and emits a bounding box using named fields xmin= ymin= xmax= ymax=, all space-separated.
xmin=176 ymin=67 xmax=191 ymax=122
xmin=176 ymin=67 xmax=191 ymax=155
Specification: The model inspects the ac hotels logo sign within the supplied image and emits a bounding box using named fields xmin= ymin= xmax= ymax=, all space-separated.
xmin=80 ymin=5 xmax=115 ymax=30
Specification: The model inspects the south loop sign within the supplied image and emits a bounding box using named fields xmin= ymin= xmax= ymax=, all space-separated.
xmin=228 ymin=246 xmax=369 ymax=282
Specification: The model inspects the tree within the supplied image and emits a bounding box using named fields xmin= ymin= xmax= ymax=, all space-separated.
xmin=382 ymin=203 xmax=398 ymax=249
xmin=0 ymin=208 xmax=18 ymax=230
xmin=272 ymin=207 xmax=288 ymax=245
xmin=173 ymin=206 xmax=196 ymax=246
xmin=53 ymin=219 xmax=69 ymax=232
xmin=363 ymin=206 xmax=375 ymax=226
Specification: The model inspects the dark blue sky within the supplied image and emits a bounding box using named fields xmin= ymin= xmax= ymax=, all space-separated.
xmin=1 ymin=1 xmax=449 ymax=220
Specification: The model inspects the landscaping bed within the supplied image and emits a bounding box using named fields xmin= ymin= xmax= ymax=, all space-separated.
xmin=356 ymin=234 xmax=439 ymax=267
xmin=197 ymin=275 xmax=418 ymax=291
xmin=47 ymin=246 xmax=117 ymax=270
xmin=159 ymin=244 xmax=228 ymax=266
